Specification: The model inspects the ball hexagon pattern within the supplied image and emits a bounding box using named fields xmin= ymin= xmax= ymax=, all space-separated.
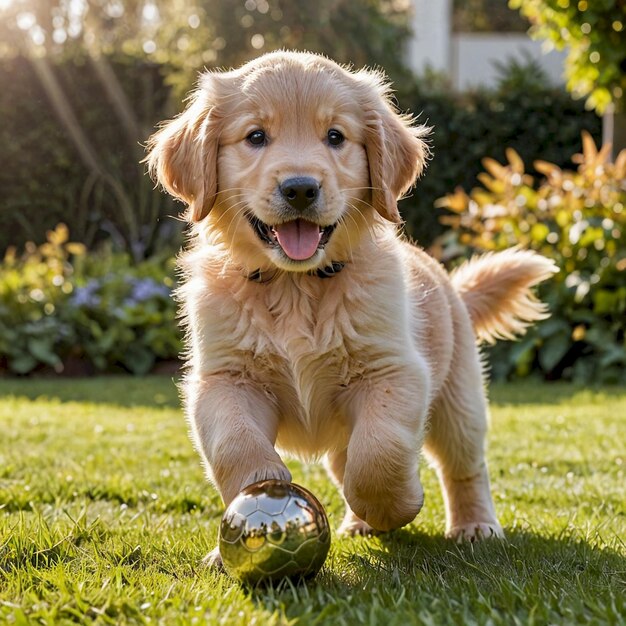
xmin=219 ymin=480 xmax=331 ymax=584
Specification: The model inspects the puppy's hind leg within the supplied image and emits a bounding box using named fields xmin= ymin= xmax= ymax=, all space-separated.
xmin=325 ymin=449 xmax=376 ymax=536
xmin=339 ymin=359 xmax=428 ymax=533
xmin=424 ymin=342 xmax=504 ymax=542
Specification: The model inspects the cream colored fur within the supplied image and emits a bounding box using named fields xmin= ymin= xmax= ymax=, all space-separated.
xmin=146 ymin=51 xmax=557 ymax=560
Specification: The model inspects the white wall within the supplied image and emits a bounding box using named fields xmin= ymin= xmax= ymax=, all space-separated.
xmin=451 ymin=34 xmax=568 ymax=90
xmin=406 ymin=0 xmax=452 ymax=75
xmin=406 ymin=0 xmax=568 ymax=91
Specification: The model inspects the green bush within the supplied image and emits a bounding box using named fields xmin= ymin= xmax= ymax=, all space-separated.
xmin=396 ymin=60 xmax=602 ymax=245
xmin=0 ymin=225 xmax=181 ymax=376
xmin=0 ymin=56 xmax=181 ymax=258
xmin=437 ymin=133 xmax=626 ymax=383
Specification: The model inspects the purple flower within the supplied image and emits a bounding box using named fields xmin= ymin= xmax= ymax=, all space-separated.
xmin=125 ymin=278 xmax=171 ymax=305
xmin=71 ymin=280 xmax=101 ymax=308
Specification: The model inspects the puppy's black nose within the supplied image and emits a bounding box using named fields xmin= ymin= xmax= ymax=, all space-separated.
xmin=279 ymin=177 xmax=320 ymax=211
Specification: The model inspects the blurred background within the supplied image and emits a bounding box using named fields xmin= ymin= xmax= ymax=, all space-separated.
xmin=0 ymin=0 xmax=624 ymax=382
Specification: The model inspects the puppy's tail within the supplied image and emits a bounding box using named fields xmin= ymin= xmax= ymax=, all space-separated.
xmin=451 ymin=248 xmax=558 ymax=344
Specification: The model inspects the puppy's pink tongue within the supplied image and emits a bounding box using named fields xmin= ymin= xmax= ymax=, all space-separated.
xmin=273 ymin=219 xmax=322 ymax=261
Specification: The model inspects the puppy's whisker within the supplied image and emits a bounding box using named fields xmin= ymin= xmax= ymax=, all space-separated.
xmin=344 ymin=205 xmax=373 ymax=249
xmin=347 ymin=197 xmax=389 ymax=240
xmin=211 ymin=198 xmax=250 ymax=239
xmin=222 ymin=202 xmax=250 ymax=240
xmin=218 ymin=198 xmax=249 ymax=216
xmin=340 ymin=211 xmax=361 ymax=263
xmin=220 ymin=206 xmax=248 ymax=245
xmin=218 ymin=186 xmax=257 ymax=193
xmin=347 ymin=196 xmax=376 ymax=213
xmin=203 ymin=188 xmax=259 ymax=208
xmin=335 ymin=215 xmax=352 ymax=263
xmin=340 ymin=186 xmax=384 ymax=193
xmin=214 ymin=187 xmax=258 ymax=197
xmin=213 ymin=198 xmax=248 ymax=222
xmin=209 ymin=196 xmax=247 ymax=218
xmin=215 ymin=195 xmax=247 ymax=208
xmin=345 ymin=200 xmax=379 ymax=246
xmin=226 ymin=210 xmax=248 ymax=242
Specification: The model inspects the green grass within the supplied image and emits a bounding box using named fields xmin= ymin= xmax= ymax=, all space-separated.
xmin=1 ymin=377 xmax=625 ymax=625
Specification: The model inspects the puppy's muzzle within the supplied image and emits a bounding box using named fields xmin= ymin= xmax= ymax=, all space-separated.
xmin=279 ymin=177 xmax=320 ymax=212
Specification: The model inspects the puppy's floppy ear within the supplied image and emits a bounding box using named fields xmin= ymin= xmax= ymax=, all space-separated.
xmin=361 ymin=76 xmax=430 ymax=223
xmin=145 ymin=74 xmax=223 ymax=222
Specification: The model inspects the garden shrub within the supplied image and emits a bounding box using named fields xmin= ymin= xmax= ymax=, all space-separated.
xmin=0 ymin=56 xmax=181 ymax=259
xmin=0 ymin=225 xmax=181 ymax=376
xmin=437 ymin=133 xmax=626 ymax=383
xmin=395 ymin=59 xmax=603 ymax=245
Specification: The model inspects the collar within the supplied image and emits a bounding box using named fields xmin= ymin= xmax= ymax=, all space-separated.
xmin=247 ymin=261 xmax=345 ymax=284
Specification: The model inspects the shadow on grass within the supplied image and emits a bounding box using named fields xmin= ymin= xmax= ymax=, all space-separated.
xmin=344 ymin=526 xmax=626 ymax=603
xmin=0 ymin=375 xmax=181 ymax=408
xmin=377 ymin=526 xmax=625 ymax=577
xmin=247 ymin=526 xmax=626 ymax=607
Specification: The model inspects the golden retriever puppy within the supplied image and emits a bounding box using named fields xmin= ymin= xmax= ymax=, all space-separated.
xmin=146 ymin=51 xmax=557 ymax=561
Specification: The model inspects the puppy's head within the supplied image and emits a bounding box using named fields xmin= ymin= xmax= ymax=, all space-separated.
xmin=147 ymin=51 xmax=429 ymax=273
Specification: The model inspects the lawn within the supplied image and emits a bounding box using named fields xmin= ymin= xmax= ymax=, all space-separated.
xmin=1 ymin=377 xmax=624 ymax=625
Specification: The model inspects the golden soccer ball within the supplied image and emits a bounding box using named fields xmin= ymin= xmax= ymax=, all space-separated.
xmin=219 ymin=479 xmax=331 ymax=584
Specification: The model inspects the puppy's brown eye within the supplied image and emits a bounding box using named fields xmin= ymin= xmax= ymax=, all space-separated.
xmin=247 ymin=130 xmax=267 ymax=146
xmin=327 ymin=129 xmax=344 ymax=147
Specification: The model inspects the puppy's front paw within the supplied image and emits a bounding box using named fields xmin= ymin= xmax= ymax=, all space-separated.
xmin=243 ymin=464 xmax=292 ymax=488
xmin=202 ymin=546 xmax=224 ymax=570
xmin=337 ymin=513 xmax=378 ymax=537
xmin=447 ymin=522 xmax=505 ymax=543
xmin=222 ymin=463 xmax=293 ymax=504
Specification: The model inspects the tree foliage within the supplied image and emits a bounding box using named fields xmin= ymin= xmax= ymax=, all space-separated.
xmin=0 ymin=0 xmax=413 ymax=93
xmin=453 ymin=0 xmax=528 ymax=32
xmin=0 ymin=0 xmax=412 ymax=257
xmin=509 ymin=0 xmax=626 ymax=113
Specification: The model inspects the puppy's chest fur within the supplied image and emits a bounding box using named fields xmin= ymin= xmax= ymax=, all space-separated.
xmin=213 ymin=271 xmax=378 ymax=454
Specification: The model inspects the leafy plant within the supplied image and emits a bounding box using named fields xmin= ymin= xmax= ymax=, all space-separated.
xmin=69 ymin=262 xmax=179 ymax=375
xmin=510 ymin=0 xmax=626 ymax=114
xmin=0 ymin=224 xmax=84 ymax=374
xmin=395 ymin=58 xmax=602 ymax=245
xmin=437 ymin=132 xmax=626 ymax=382
xmin=0 ymin=224 xmax=181 ymax=376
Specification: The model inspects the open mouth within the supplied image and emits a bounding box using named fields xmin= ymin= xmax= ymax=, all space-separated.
xmin=246 ymin=213 xmax=337 ymax=261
